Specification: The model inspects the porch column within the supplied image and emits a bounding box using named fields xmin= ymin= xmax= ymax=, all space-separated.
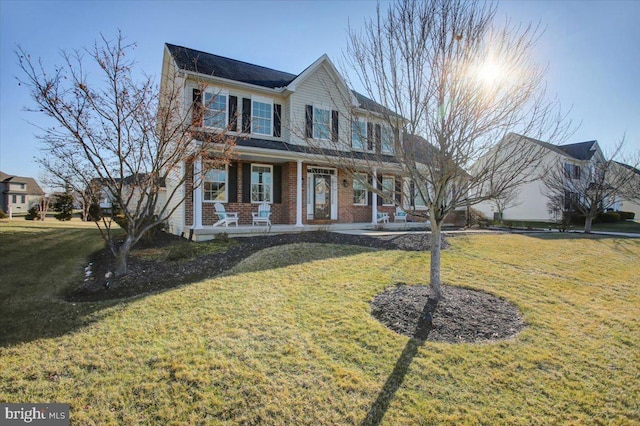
xmin=372 ymin=168 xmax=378 ymax=224
xmin=192 ymin=156 xmax=203 ymax=229
xmin=295 ymin=160 xmax=303 ymax=227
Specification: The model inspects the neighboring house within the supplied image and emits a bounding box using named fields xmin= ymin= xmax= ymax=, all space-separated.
xmin=614 ymin=162 xmax=640 ymax=218
xmin=0 ymin=171 xmax=45 ymax=215
xmin=91 ymin=174 xmax=166 ymax=215
xmin=160 ymin=44 xmax=441 ymax=239
xmin=474 ymin=134 xmax=637 ymax=222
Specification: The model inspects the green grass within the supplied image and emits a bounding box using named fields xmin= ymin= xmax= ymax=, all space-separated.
xmin=591 ymin=220 xmax=640 ymax=233
xmin=1 ymin=221 xmax=639 ymax=425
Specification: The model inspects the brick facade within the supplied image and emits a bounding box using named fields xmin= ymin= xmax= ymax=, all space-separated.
xmin=184 ymin=159 xmax=432 ymax=227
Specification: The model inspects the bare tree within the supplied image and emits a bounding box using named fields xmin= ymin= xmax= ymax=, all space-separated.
xmin=17 ymin=32 xmax=235 ymax=276
xmin=490 ymin=185 xmax=521 ymax=224
xmin=299 ymin=0 xmax=570 ymax=300
xmin=542 ymin=141 xmax=639 ymax=233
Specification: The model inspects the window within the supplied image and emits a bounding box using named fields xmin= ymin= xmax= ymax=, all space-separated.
xmin=382 ymin=176 xmax=395 ymax=205
xmin=203 ymin=166 xmax=227 ymax=202
xmin=251 ymin=164 xmax=272 ymax=203
xmin=252 ymin=100 xmax=272 ymax=135
xmin=414 ymin=184 xmax=426 ymax=208
xmin=21 ymin=195 xmax=26 ymax=204
xmin=11 ymin=195 xmax=17 ymax=204
xmin=203 ymin=92 xmax=227 ymax=129
xmin=381 ymin=126 xmax=394 ymax=153
xmin=352 ymin=120 xmax=367 ymax=151
xmin=564 ymin=163 xmax=581 ymax=180
xmin=313 ymin=107 xmax=331 ymax=139
xmin=573 ymin=165 xmax=581 ymax=180
xmin=353 ymin=173 xmax=367 ymax=205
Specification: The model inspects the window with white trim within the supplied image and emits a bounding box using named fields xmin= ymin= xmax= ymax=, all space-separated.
xmin=251 ymin=164 xmax=272 ymax=203
xmin=252 ymin=99 xmax=272 ymax=135
xmin=414 ymin=183 xmax=427 ymax=208
xmin=203 ymin=166 xmax=227 ymax=202
xmin=381 ymin=126 xmax=394 ymax=153
xmin=313 ymin=107 xmax=331 ymax=139
xmin=352 ymin=120 xmax=367 ymax=151
xmin=203 ymin=92 xmax=227 ymax=129
xmin=353 ymin=173 xmax=367 ymax=205
xmin=382 ymin=176 xmax=395 ymax=205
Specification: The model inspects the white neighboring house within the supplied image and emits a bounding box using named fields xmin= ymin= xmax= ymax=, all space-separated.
xmin=613 ymin=162 xmax=640 ymax=218
xmin=474 ymin=134 xmax=608 ymax=222
xmin=94 ymin=174 xmax=166 ymax=216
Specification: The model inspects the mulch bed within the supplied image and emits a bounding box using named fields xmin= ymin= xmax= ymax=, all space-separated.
xmin=371 ymin=284 xmax=525 ymax=343
xmin=66 ymin=230 xmax=525 ymax=344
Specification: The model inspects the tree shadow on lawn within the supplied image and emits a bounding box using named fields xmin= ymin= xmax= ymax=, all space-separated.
xmin=1 ymin=231 xmax=432 ymax=348
xmin=361 ymin=299 xmax=437 ymax=426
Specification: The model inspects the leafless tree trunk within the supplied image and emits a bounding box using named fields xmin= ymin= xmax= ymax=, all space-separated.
xmin=491 ymin=186 xmax=521 ymax=224
xmin=17 ymin=32 xmax=235 ymax=277
xmin=299 ymin=0 xmax=571 ymax=301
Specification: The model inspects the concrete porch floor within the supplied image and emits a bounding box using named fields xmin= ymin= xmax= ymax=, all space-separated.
xmin=189 ymin=221 xmax=432 ymax=240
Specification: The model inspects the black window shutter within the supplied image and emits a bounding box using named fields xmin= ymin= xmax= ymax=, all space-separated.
xmin=367 ymin=174 xmax=373 ymax=206
xmin=192 ymin=89 xmax=202 ymax=127
xmin=375 ymin=124 xmax=382 ymax=153
xmin=395 ymin=177 xmax=402 ymax=204
xmin=242 ymin=98 xmax=252 ymax=133
xmin=305 ymin=105 xmax=313 ymax=138
xmin=331 ymin=110 xmax=339 ymax=142
xmin=367 ymin=122 xmax=373 ymax=151
xmin=410 ymin=181 xmax=416 ymax=207
xmin=273 ymin=165 xmax=282 ymax=203
xmin=377 ymin=175 xmax=383 ymax=206
xmin=229 ymin=96 xmax=238 ymax=131
xmin=228 ymin=162 xmax=238 ymax=202
xmin=242 ymin=163 xmax=251 ymax=203
xmin=273 ymin=104 xmax=282 ymax=137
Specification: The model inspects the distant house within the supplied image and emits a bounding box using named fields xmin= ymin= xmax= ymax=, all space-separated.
xmin=474 ymin=134 xmax=638 ymax=222
xmin=159 ymin=44 xmax=446 ymax=239
xmin=0 ymin=171 xmax=45 ymax=215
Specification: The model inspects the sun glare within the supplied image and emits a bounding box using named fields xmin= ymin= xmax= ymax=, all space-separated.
xmin=477 ymin=59 xmax=504 ymax=85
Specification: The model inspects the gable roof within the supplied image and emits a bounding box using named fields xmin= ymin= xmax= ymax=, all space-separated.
xmin=557 ymin=140 xmax=598 ymax=160
xmin=509 ymin=133 xmax=599 ymax=161
xmin=165 ymin=43 xmax=392 ymax=115
xmin=0 ymin=171 xmax=44 ymax=194
xmin=166 ymin=44 xmax=297 ymax=89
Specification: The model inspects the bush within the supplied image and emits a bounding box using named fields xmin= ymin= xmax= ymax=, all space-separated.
xmin=597 ymin=211 xmax=620 ymax=223
xmin=618 ymin=211 xmax=636 ymax=220
xmin=87 ymin=203 xmax=103 ymax=222
xmin=25 ymin=206 xmax=39 ymax=221
xmin=0 ymin=209 xmax=7 ymax=219
xmin=468 ymin=208 xmax=488 ymax=227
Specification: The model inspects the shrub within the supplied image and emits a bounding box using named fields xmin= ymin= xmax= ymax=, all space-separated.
xmin=597 ymin=211 xmax=620 ymax=223
xmin=25 ymin=206 xmax=39 ymax=221
xmin=87 ymin=203 xmax=103 ymax=222
xmin=617 ymin=211 xmax=635 ymax=220
xmin=0 ymin=209 xmax=7 ymax=219
xmin=468 ymin=208 xmax=488 ymax=227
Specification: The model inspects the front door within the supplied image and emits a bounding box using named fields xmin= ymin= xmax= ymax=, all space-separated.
xmin=313 ymin=174 xmax=331 ymax=220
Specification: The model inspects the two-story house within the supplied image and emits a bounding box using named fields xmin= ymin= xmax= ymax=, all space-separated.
xmin=161 ymin=44 xmax=430 ymax=239
xmin=0 ymin=171 xmax=45 ymax=216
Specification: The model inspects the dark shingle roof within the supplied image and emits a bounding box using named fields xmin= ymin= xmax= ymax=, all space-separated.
xmin=557 ymin=141 xmax=598 ymax=160
xmin=166 ymin=44 xmax=297 ymax=89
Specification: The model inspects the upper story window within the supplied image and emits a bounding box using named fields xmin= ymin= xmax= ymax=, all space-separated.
xmin=381 ymin=126 xmax=395 ymax=154
xmin=352 ymin=120 xmax=367 ymax=151
xmin=203 ymin=91 xmax=227 ymax=129
xmin=313 ymin=107 xmax=331 ymax=140
xmin=251 ymin=99 xmax=272 ymax=136
xmin=251 ymin=164 xmax=272 ymax=203
xmin=353 ymin=173 xmax=368 ymax=205
xmin=564 ymin=163 xmax=581 ymax=180
xmin=203 ymin=166 xmax=227 ymax=202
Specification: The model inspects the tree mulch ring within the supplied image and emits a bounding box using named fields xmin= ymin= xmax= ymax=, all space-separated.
xmin=371 ymin=284 xmax=525 ymax=343
xmin=66 ymin=231 xmax=438 ymax=302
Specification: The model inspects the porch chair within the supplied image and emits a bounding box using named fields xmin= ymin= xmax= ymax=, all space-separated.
xmin=376 ymin=211 xmax=390 ymax=223
xmin=394 ymin=207 xmax=407 ymax=223
xmin=252 ymin=203 xmax=272 ymax=227
xmin=213 ymin=202 xmax=239 ymax=227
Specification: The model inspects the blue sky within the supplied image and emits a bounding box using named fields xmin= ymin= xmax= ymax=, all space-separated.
xmin=1 ymin=0 xmax=638 ymax=186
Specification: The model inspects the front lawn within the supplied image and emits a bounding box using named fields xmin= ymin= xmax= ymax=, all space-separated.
xmin=1 ymin=221 xmax=638 ymax=424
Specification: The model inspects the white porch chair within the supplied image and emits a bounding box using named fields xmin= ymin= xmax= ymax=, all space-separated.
xmin=394 ymin=207 xmax=407 ymax=223
xmin=376 ymin=211 xmax=390 ymax=223
xmin=252 ymin=203 xmax=272 ymax=227
xmin=213 ymin=202 xmax=239 ymax=227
